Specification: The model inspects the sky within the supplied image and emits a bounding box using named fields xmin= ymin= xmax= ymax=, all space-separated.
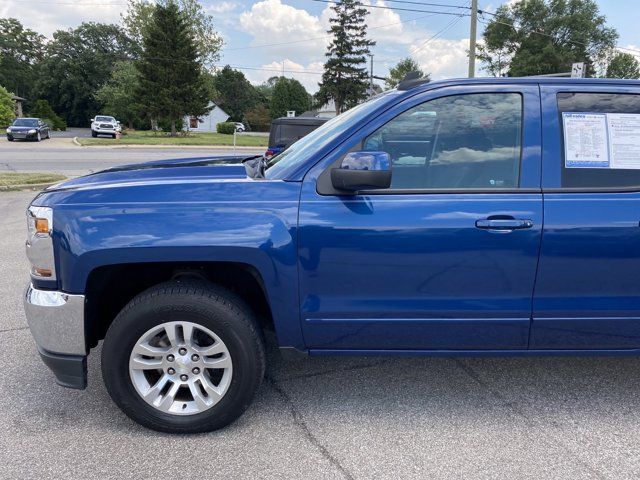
xmin=1 ymin=0 xmax=639 ymax=93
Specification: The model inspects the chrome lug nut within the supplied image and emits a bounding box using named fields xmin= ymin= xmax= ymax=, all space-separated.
xmin=168 ymin=368 xmax=176 ymax=375
xmin=167 ymin=354 xmax=174 ymax=362
xmin=180 ymin=374 xmax=188 ymax=381
xmin=178 ymin=348 xmax=187 ymax=355
xmin=192 ymin=367 xmax=200 ymax=374
xmin=191 ymin=354 xmax=199 ymax=361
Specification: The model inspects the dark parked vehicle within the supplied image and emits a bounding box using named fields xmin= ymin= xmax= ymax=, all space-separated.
xmin=266 ymin=116 xmax=328 ymax=157
xmin=6 ymin=118 xmax=51 ymax=142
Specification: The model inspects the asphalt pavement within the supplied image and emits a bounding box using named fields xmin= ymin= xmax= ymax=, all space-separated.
xmin=0 ymin=137 xmax=263 ymax=177
xmin=3 ymin=190 xmax=640 ymax=479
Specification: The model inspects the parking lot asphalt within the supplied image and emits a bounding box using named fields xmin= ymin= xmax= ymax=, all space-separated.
xmin=0 ymin=138 xmax=263 ymax=177
xmin=3 ymin=192 xmax=640 ymax=478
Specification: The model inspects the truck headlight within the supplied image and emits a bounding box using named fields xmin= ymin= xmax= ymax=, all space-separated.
xmin=26 ymin=206 xmax=56 ymax=279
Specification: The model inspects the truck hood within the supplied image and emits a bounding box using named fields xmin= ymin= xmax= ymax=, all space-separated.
xmin=45 ymin=155 xmax=255 ymax=192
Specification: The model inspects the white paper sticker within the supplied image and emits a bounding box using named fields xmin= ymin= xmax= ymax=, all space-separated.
xmin=562 ymin=113 xmax=609 ymax=168
xmin=607 ymin=113 xmax=640 ymax=169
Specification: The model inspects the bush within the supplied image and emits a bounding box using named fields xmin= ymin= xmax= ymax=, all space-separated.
xmin=29 ymin=100 xmax=66 ymax=130
xmin=216 ymin=121 xmax=236 ymax=134
xmin=0 ymin=86 xmax=15 ymax=128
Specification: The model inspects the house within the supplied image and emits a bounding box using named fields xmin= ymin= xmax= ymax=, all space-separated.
xmin=184 ymin=102 xmax=229 ymax=132
xmin=12 ymin=95 xmax=25 ymax=117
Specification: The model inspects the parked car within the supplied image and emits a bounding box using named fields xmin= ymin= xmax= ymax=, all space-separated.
xmin=6 ymin=118 xmax=50 ymax=141
xmin=91 ymin=115 xmax=121 ymax=138
xmin=24 ymin=76 xmax=640 ymax=434
xmin=265 ymin=116 xmax=328 ymax=157
xmin=234 ymin=122 xmax=245 ymax=132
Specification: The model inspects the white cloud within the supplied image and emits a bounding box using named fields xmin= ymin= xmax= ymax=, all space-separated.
xmin=206 ymin=1 xmax=238 ymax=14
xmin=0 ymin=0 xmax=122 ymax=38
xmin=412 ymin=38 xmax=471 ymax=80
xmin=238 ymin=0 xmax=331 ymax=61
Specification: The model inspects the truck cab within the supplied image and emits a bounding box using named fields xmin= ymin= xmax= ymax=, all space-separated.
xmin=24 ymin=77 xmax=640 ymax=433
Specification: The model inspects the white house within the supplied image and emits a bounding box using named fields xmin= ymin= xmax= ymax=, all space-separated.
xmin=184 ymin=102 xmax=230 ymax=132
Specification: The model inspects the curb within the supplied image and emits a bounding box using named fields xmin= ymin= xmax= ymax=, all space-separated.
xmin=72 ymin=136 xmax=81 ymax=146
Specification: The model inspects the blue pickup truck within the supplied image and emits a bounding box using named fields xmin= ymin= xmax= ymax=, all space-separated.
xmin=24 ymin=77 xmax=640 ymax=433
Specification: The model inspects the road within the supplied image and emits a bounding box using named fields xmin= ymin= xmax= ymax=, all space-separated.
xmin=0 ymin=138 xmax=263 ymax=177
xmin=2 ymin=190 xmax=640 ymax=479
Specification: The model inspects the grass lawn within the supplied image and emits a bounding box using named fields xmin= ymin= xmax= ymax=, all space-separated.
xmin=77 ymin=131 xmax=268 ymax=147
xmin=0 ymin=173 xmax=66 ymax=190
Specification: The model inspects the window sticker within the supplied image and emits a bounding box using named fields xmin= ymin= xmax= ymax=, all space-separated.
xmin=562 ymin=113 xmax=609 ymax=168
xmin=606 ymin=113 xmax=640 ymax=169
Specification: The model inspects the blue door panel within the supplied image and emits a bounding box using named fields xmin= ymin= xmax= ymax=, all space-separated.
xmin=532 ymin=192 xmax=640 ymax=348
xmin=299 ymin=194 xmax=542 ymax=349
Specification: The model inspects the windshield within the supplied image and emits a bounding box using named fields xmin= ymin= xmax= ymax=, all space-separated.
xmin=96 ymin=116 xmax=115 ymax=122
xmin=12 ymin=119 xmax=38 ymax=127
xmin=265 ymin=91 xmax=400 ymax=179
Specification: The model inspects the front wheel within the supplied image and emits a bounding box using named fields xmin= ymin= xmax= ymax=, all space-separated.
xmin=91 ymin=130 xmax=97 ymax=138
xmin=36 ymin=132 xmax=41 ymax=142
xmin=101 ymin=281 xmax=265 ymax=433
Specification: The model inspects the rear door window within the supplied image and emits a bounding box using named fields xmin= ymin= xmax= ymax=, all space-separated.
xmin=558 ymin=92 xmax=640 ymax=189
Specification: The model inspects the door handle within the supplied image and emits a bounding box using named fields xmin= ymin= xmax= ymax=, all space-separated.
xmin=475 ymin=218 xmax=533 ymax=231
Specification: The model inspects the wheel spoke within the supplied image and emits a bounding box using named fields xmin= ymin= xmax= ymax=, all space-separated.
xmin=132 ymin=342 xmax=169 ymax=357
xmin=202 ymin=354 xmax=231 ymax=369
xmin=164 ymin=323 xmax=180 ymax=347
xmin=182 ymin=323 xmax=195 ymax=346
xmin=143 ymin=373 xmax=170 ymax=400
xmin=156 ymin=382 xmax=180 ymax=412
xmin=130 ymin=356 xmax=163 ymax=370
xmin=200 ymin=375 xmax=224 ymax=399
xmin=193 ymin=342 xmax=226 ymax=356
xmin=188 ymin=381 xmax=211 ymax=410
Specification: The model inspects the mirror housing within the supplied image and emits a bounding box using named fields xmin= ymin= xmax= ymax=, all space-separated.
xmin=331 ymin=151 xmax=392 ymax=192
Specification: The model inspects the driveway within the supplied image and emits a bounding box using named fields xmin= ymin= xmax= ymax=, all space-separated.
xmin=2 ymin=190 xmax=640 ymax=479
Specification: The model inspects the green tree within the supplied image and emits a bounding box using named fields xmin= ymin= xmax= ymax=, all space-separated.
xmin=481 ymin=0 xmax=618 ymax=77
xmin=386 ymin=57 xmax=428 ymax=89
xmin=122 ymin=0 xmax=223 ymax=67
xmin=605 ymin=52 xmax=640 ymax=79
xmin=270 ymin=77 xmax=310 ymax=118
xmin=245 ymin=104 xmax=272 ymax=132
xmin=255 ymin=76 xmax=280 ymax=104
xmin=0 ymin=85 xmax=15 ymax=127
xmin=29 ymin=99 xmax=66 ymax=130
xmin=95 ymin=61 xmax=141 ymax=128
xmin=0 ymin=18 xmax=45 ymax=100
xmin=35 ymin=23 xmax=136 ymax=126
xmin=317 ymin=0 xmax=375 ymax=114
xmin=212 ymin=66 xmax=259 ymax=121
xmin=136 ymin=1 xmax=210 ymax=136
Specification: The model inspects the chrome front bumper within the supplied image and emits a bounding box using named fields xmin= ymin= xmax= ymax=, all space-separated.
xmin=24 ymin=283 xmax=87 ymax=388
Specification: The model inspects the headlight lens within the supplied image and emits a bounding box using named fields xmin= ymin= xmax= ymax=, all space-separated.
xmin=28 ymin=129 xmax=37 ymax=134
xmin=26 ymin=206 xmax=56 ymax=279
xmin=5 ymin=128 xmax=10 ymax=133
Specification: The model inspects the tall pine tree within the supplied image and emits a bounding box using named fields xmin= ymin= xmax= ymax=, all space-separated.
xmin=135 ymin=1 xmax=210 ymax=136
xmin=317 ymin=0 xmax=375 ymax=115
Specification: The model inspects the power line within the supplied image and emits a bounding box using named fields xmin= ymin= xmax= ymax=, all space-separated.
xmin=307 ymin=0 xmax=470 ymax=17
xmin=409 ymin=3 xmax=468 ymax=55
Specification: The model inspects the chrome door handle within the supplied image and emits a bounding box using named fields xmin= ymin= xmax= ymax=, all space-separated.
xmin=475 ymin=218 xmax=533 ymax=230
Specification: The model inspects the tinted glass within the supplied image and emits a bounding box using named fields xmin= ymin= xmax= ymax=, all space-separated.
xmin=13 ymin=119 xmax=38 ymax=127
xmin=558 ymin=92 xmax=640 ymax=189
xmin=363 ymin=93 xmax=522 ymax=190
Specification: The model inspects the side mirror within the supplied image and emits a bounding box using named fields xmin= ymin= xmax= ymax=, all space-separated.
xmin=331 ymin=151 xmax=392 ymax=192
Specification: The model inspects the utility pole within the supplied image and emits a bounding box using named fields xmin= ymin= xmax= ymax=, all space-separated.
xmin=369 ymin=54 xmax=374 ymax=96
xmin=468 ymin=0 xmax=478 ymax=78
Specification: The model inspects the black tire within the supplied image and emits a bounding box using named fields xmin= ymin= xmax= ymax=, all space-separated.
xmin=112 ymin=133 xmax=117 ymax=139
xmin=46 ymin=130 xmax=51 ymax=139
xmin=7 ymin=136 xmax=13 ymax=142
xmin=35 ymin=132 xmax=41 ymax=142
xmin=101 ymin=280 xmax=265 ymax=433
xmin=91 ymin=130 xmax=97 ymax=138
